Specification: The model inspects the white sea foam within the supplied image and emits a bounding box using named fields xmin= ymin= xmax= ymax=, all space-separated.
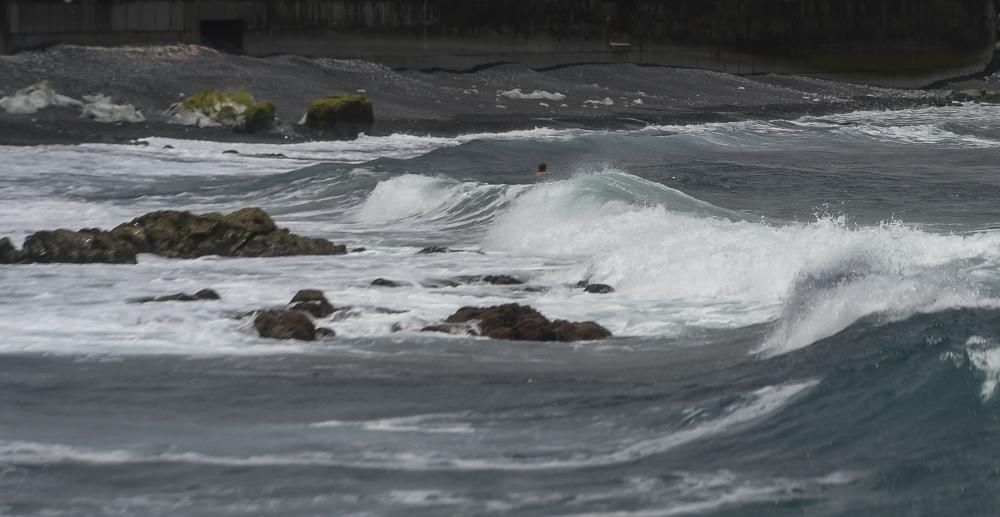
xmin=481 ymin=171 xmax=1000 ymax=348
xmin=309 ymin=412 xmax=476 ymax=434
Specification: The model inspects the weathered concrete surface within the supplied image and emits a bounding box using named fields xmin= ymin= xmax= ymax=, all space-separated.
xmin=2 ymin=0 xmax=997 ymax=88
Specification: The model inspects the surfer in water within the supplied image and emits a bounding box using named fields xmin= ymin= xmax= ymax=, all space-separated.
xmin=535 ymin=163 xmax=548 ymax=177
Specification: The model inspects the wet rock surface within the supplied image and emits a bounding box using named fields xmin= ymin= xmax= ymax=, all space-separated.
xmin=22 ymin=229 xmax=139 ymax=264
xmin=439 ymin=303 xmax=611 ymax=342
xmin=4 ymin=208 xmax=346 ymax=264
xmin=287 ymin=289 xmax=337 ymax=318
xmin=0 ymin=237 xmax=20 ymax=263
xmin=253 ymin=310 xmax=317 ymax=341
xmin=110 ymin=207 xmax=345 ymax=259
xmin=128 ymin=289 xmax=221 ymax=303
xmin=576 ymin=280 xmax=616 ymax=294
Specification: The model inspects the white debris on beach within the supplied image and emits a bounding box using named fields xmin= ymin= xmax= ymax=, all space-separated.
xmin=80 ymin=94 xmax=146 ymax=123
xmin=0 ymin=81 xmax=82 ymax=115
xmin=497 ymin=88 xmax=567 ymax=101
xmin=0 ymin=81 xmax=144 ymax=123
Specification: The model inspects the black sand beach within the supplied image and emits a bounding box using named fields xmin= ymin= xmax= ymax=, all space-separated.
xmin=0 ymin=44 xmax=956 ymax=146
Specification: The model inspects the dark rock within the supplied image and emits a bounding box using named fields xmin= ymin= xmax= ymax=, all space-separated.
xmin=0 ymin=237 xmax=21 ymax=263
xmin=253 ymin=310 xmax=316 ymax=341
xmin=371 ymin=278 xmax=403 ymax=287
xmin=129 ymin=288 xmax=221 ymax=303
xmin=290 ymin=289 xmax=327 ymax=303
xmin=444 ymin=303 xmax=611 ymax=342
xmin=287 ymin=289 xmax=336 ymax=318
xmin=418 ymin=246 xmax=451 ymax=254
xmin=110 ymin=208 xmax=346 ymax=259
xmin=289 ymin=300 xmax=336 ymax=318
xmin=236 ymin=101 xmax=276 ymax=134
xmin=316 ymin=327 xmax=337 ymax=338
xmin=350 ymin=247 xmax=367 ymax=253
xmin=373 ymin=307 xmax=408 ymax=314
xmin=481 ymin=275 xmax=523 ymax=285
xmin=22 ymin=229 xmax=138 ymax=264
xmin=193 ymin=288 xmax=222 ymax=300
xmin=551 ymin=320 xmax=613 ymax=341
xmin=304 ymin=94 xmax=374 ymax=140
xmin=421 ymin=323 xmax=477 ymax=336
xmin=584 ymin=284 xmax=615 ymax=294
xmin=422 ymin=278 xmax=462 ymax=288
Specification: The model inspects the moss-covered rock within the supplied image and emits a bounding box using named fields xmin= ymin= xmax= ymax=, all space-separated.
xmin=304 ymin=94 xmax=374 ymax=139
xmin=168 ymin=89 xmax=276 ymax=133
xmin=237 ymin=101 xmax=276 ymax=133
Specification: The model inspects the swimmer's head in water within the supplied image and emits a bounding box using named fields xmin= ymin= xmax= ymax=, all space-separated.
xmin=537 ymin=163 xmax=547 ymax=172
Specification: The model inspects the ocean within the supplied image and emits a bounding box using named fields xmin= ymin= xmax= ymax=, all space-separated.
xmin=2 ymin=104 xmax=1000 ymax=515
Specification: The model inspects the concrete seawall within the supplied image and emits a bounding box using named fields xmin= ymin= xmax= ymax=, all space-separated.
xmin=3 ymin=0 xmax=997 ymax=88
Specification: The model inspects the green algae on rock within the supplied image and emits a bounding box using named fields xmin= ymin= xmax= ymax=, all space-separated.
xmin=168 ymin=89 xmax=275 ymax=133
xmin=304 ymin=94 xmax=374 ymax=139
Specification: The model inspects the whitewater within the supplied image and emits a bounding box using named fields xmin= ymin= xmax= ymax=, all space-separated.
xmin=4 ymin=104 xmax=1000 ymax=516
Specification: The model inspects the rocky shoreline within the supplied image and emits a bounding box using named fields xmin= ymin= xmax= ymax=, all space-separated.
xmin=3 ymin=206 xmax=615 ymax=344
xmin=1 ymin=44 xmax=995 ymax=146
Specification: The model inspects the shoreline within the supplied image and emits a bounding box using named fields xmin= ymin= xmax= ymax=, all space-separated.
xmin=0 ymin=44 xmax=969 ymax=147
xmin=0 ymin=95 xmax=945 ymax=147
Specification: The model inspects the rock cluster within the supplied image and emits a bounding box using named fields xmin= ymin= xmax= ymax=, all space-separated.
xmin=0 ymin=208 xmax=346 ymax=264
xmin=253 ymin=289 xmax=338 ymax=341
xmin=424 ymin=303 xmax=611 ymax=342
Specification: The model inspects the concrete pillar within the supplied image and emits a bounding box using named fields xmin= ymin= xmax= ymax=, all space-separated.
xmin=0 ymin=0 xmax=9 ymax=55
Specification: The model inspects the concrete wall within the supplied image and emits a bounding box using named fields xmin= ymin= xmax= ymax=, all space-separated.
xmin=2 ymin=0 xmax=997 ymax=87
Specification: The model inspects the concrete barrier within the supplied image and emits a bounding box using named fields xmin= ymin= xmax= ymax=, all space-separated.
xmin=3 ymin=0 xmax=997 ymax=88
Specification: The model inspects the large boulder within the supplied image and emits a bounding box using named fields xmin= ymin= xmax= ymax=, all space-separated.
xmin=304 ymin=94 xmax=374 ymax=140
xmin=443 ymin=303 xmax=611 ymax=342
xmin=3 ymin=208 xmax=346 ymax=264
xmin=21 ymin=229 xmax=138 ymax=264
xmin=253 ymin=310 xmax=317 ymax=341
xmin=0 ymin=237 xmax=21 ymax=263
xmin=110 ymin=208 xmax=346 ymax=259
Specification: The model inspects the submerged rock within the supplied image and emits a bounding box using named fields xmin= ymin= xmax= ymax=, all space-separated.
xmin=371 ymin=278 xmax=403 ymax=287
xmin=481 ymin=275 xmax=524 ymax=285
xmin=575 ymin=280 xmax=615 ymax=294
xmin=418 ymin=246 xmax=452 ymax=254
xmin=442 ymin=303 xmax=611 ymax=342
xmin=253 ymin=310 xmax=316 ymax=341
xmin=128 ymin=289 xmax=221 ymax=303
xmin=421 ymin=323 xmax=477 ymax=336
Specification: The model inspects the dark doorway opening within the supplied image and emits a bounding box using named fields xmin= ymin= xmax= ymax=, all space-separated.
xmin=200 ymin=20 xmax=245 ymax=54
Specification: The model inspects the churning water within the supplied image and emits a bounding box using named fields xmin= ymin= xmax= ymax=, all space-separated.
xmin=3 ymin=105 xmax=1000 ymax=515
